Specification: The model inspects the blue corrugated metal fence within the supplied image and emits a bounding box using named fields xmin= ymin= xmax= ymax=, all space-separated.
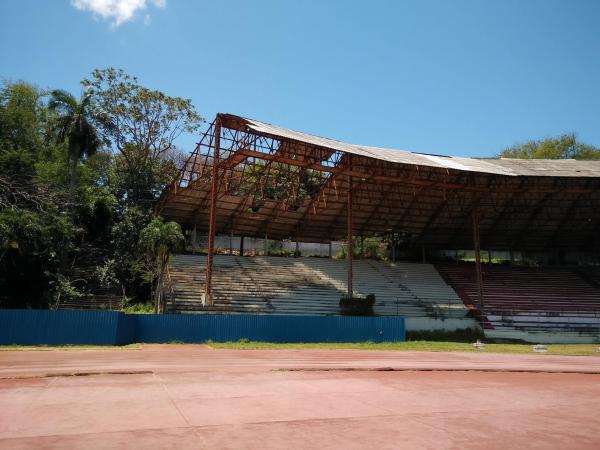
xmin=0 ymin=310 xmax=405 ymax=345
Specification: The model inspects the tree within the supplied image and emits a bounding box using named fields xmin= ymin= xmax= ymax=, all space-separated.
xmin=500 ymin=133 xmax=600 ymax=160
xmin=105 ymin=207 xmax=183 ymax=306
xmin=48 ymin=90 xmax=101 ymax=201
xmin=0 ymin=73 xmax=202 ymax=310
xmin=0 ymin=81 xmax=78 ymax=308
xmin=82 ymin=68 xmax=203 ymax=206
xmin=0 ymin=81 xmax=47 ymax=175
xmin=138 ymin=218 xmax=184 ymax=310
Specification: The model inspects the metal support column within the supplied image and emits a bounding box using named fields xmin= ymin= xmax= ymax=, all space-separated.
xmin=295 ymin=241 xmax=300 ymax=257
xmin=347 ymin=155 xmax=354 ymax=299
xmin=328 ymin=241 xmax=333 ymax=258
xmin=472 ymin=209 xmax=484 ymax=309
xmin=264 ymin=232 xmax=268 ymax=256
xmin=191 ymin=224 xmax=197 ymax=255
xmin=239 ymin=235 xmax=245 ymax=257
xmin=204 ymin=116 xmax=221 ymax=306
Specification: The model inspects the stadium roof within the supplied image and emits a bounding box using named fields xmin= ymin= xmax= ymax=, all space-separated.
xmin=243 ymin=116 xmax=600 ymax=178
xmin=158 ymin=113 xmax=600 ymax=251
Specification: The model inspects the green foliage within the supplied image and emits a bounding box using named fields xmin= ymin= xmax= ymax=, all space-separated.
xmin=0 ymin=70 xmax=200 ymax=310
xmin=122 ymin=302 xmax=155 ymax=314
xmin=336 ymin=236 xmax=389 ymax=260
xmin=500 ymin=133 xmax=600 ymax=160
xmin=48 ymin=274 xmax=84 ymax=310
xmin=0 ymin=203 xmax=79 ymax=308
xmin=108 ymin=207 xmax=154 ymax=299
xmin=0 ymin=81 xmax=47 ymax=155
xmin=106 ymin=208 xmax=183 ymax=302
xmin=82 ymin=68 xmax=203 ymax=206
xmin=48 ymin=89 xmax=102 ymax=200
xmin=233 ymin=161 xmax=326 ymax=212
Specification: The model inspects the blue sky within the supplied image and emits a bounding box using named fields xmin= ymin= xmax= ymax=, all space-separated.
xmin=1 ymin=0 xmax=599 ymax=157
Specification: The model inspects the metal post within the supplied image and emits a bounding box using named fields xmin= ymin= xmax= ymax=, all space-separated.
xmin=295 ymin=240 xmax=300 ymax=257
xmin=264 ymin=231 xmax=268 ymax=256
xmin=204 ymin=116 xmax=221 ymax=306
xmin=421 ymin=243 xmax=426 ymax=264
xmin=328 ymin=241 xmax=333 ymax=258
xmin=472 ymin=209 xmax=484 ymax=309
xmin=229 ymin=231 xmax=233 ymax=255
xmin=347 ymin=155 xmax=354 ymax=299
xmin=191 ymin=224 xmax=197 ymax=255
xmin=240 ymin=235 xmax=245 ymax=257
xmin=391 ymin=234 xmax=396 ymax=262
xmin=360 ymin=235 xmax=364 ymax=258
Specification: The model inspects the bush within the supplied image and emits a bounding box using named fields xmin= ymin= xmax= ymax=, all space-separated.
xmin=406 ymin=328 xmax=484 ymax=342
xmin=339 ymin=294 xmax=376 ymax=316
xmin=123 ymin=302 xmax=154 ymax=314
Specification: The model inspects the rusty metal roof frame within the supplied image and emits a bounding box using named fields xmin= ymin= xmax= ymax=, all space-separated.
xmin=158 ymin=113 xmax=600 ymax=251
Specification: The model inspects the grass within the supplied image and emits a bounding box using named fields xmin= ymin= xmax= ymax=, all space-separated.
xmin=207 ymin=340 xmax=600 ymax=356
xmin=0 ymin=344 xmax=142 ymax=351
xmin=1 ymin=341 xmax=598 ymax=356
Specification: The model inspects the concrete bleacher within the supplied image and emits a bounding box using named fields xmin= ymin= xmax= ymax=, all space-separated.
xmin=436 ymin=263 xmax=600 ymax=342
xmin=166 ymin=255 xmax=469 ymax=319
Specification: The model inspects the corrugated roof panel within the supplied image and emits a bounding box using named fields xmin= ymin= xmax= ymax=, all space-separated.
xmin=242 ymin=116 xmax=600 ymax=178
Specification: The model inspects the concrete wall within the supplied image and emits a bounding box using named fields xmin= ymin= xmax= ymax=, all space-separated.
xmin=188 ymin=234 xmax=345 ymax=257
xmin=486 ymin=329 xmax=600 ymax=344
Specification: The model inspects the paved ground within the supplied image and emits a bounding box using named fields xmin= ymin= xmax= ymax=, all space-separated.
xmin=1 ymin=346 xmax=600 ymax=449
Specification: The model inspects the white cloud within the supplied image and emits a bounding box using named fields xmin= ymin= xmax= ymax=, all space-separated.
xmin=71 ymin=0 xmax=166 ymax=27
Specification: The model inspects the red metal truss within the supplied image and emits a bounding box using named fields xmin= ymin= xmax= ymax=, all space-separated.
xmin=158 ymin=113 xmax=600 ymax=251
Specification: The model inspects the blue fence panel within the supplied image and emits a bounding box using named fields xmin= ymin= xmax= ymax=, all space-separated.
xmin=134 ymin=314 xmax=405 ymax=343
xmin=0 ymin=310 xmax=405 ymax=345
xmin=116 ymin=313 xmax=136 ymax=345
xmin=0 ymin=310 xmax=122 ymax=345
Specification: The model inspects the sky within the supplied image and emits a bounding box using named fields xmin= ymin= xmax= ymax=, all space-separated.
xmin=1 ymin=0 xmax=599 ymax=157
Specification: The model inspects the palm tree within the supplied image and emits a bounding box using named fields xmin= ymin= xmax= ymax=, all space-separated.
xmin=48 ymin=90 xmax=100 ymax=201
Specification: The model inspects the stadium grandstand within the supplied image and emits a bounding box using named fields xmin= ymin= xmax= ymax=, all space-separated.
xmin=156 ymin=113 xmax=600 ymax=343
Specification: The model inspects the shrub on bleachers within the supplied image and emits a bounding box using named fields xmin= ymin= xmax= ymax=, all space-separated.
xmin=339 ymin=294 xmax=376 ymax=316
xmin=407 ymin=327 xmax=484 ymax=342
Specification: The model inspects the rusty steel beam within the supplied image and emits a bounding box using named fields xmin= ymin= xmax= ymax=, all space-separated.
xmin=347 ymin=155 xmax=354 ymax=299
xmin=159 ymin=116 xmax=600 ymax=253
xmin=204 ymin=115 xmax=222 ymax=305
xmin=472 ymin=208 xmax=484 ymax=309
xmin=236 ymin=148 xmax=488 ymax=192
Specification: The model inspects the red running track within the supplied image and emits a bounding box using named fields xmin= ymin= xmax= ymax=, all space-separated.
xmin=1 ymin=345 xmax=600 ymax=449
